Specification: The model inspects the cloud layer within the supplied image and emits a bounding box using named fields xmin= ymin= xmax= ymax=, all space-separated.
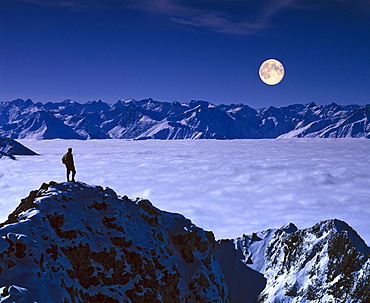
xmin=1 ymin=139 xmax=369 ymax=246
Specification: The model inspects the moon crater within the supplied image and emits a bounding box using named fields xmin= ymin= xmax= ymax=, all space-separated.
xmin=259 ymin=59 xmax=284 ymax=85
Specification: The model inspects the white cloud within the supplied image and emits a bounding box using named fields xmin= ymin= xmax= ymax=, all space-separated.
xmin=125 ymin=0 xmax=300 ymax=35
xmin=11 ymin=0 xmax=306 ymax=35
xmin=1 ymin=138 xmax=370 ymax=247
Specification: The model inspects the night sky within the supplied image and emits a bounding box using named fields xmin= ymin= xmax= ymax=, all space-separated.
xmin=0 ymin=0 xmax=369 ymax=108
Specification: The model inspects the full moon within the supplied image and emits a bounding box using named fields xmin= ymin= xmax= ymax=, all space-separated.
xmin=259 ymin=59 xmax=284 ymax=85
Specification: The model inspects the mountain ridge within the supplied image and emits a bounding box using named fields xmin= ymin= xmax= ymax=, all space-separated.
xmin=0 ymin=181 xmax=369 ymax=302
xmin=0 ymin=137 xmax=38 ymax=159
xmin=1 ymin=98 xmax=369 ymax=139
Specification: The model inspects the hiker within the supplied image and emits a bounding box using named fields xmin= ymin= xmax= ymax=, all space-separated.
xmin=62 ymin=147 xmax=76 ymax=182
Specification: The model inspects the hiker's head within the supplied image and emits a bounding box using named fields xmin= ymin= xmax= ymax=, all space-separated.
xmin=68 ymin=148 xmax=72 ymax=153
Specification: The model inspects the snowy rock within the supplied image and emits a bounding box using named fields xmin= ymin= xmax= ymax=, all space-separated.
xmin=1 ymin=98 xmax=369 ymax=139
xmin=232 ymin=219 xmax=370 ymax=302
xmin=0 ymin=137 xmax=38 ymax=159
xmin=0 ymin=181 xmax=369 ymax=302
xmin=0 ymin=110 xmax=83 ymax=140
xmin=0 ymin=182 xmax=229 ymax=302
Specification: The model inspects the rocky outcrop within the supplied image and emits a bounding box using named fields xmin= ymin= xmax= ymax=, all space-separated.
xmin=230 ymin=220 xmax=370 ymax=302
xmin=0 ymin=182 xmax=230 ymax=302
xmin=0 ymin=181 xmax=369 ymax=302
xmin=0 ymin=137 xmax=38 ymax=159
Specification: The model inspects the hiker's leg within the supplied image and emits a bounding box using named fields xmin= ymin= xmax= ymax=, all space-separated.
xmin=71 ymin=169 xmax=76 ymax=182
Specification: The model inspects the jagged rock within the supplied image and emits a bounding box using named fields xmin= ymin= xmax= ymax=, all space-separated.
xmin=0 ymin=137 xmax=38 ymax=159
xmin=232 ymin=219 xmax=370 ymax=302
xmin=0 ymin=182 xmax=229 ymax=302
xmin=0 ymin=181 xmax=369 ymax=302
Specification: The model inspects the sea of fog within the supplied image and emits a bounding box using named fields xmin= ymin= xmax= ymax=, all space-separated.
xmin=1 ymin=139 xmax=369 ymax=244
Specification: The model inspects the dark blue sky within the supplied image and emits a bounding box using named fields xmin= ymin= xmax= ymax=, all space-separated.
xmin=0 ymin=0 xmax=369 ymax=108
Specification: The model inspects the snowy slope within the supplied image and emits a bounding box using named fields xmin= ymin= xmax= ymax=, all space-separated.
xmin=1 ymin=98 xmax=369 ymax=139
xmin=0 ymin=109 xmax=83 ymax=140
xmin=230 ymin=220 xmax=370 ymax=302
xmin=0 ymin=137 xmax=38 ymax=159
xmin=0 ymin=181 xmax=229 ymax=302
xmin=0 ymin=181 xmax=369 ymax=302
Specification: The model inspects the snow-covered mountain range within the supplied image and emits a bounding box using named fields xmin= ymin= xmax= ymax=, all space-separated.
xmin=0 ymin=98 xmax=369 ymax=139
xmin=0 ymin=181 xmax=369 ymax=302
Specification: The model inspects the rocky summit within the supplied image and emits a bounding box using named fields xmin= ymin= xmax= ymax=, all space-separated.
xmin=0 ymin=182 xmax=369 ymax=302
xmin=223 ymin=220 xmax=370 ymax=302
xmin=0 ymin=182 xmax=230 ymax=302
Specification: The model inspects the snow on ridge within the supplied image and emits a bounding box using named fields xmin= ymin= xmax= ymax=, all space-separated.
xmin=0 ymin=181 xmax=230 ymax=302
xmin=228 ymin=218 xmax=370 ymax=302
xmin=0 ymin=137 xmax=38 ymax=159
xmin=0 ymin=180 xmax=369 ymax=302
xmin=1 ymin=98 xmax=369 ymax=139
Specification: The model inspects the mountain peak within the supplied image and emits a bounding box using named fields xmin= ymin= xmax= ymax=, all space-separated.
xmin=234 ymin=218 xmax=370 ymax=302
xmin=0 ymin=137 xmax=38 ymax=159
xmin=0 ymin=181 xmax=229 ymax=302
xmin=1 ymin=99 xmax=370 ymax=139
xmin=0 ymin=181 xmax=369 ymax=302
xmin=280 ymin=222 xmax=298 ymax=234
xmin=62 ymin=99 xmax=79 ymax=104
xmin=311 ymin=218 xmax=370 ymax=253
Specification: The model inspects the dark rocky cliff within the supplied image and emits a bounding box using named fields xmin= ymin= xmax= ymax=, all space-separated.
xmin=0 ymin=181 xmax=231 ymax=302
xmin=0 ymin=181 xmax=369 ymax=302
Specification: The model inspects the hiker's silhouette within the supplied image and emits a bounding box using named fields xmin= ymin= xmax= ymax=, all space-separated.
xmin=62 ymin=147 xmax=76 ymax=182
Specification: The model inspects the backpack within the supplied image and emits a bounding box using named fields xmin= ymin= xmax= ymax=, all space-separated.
xmin=62 ymin=154 xmax=67 ymax=164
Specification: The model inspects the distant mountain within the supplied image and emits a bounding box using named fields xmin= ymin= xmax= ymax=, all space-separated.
xmin=0 ymin=137 xmax=38 ymax=159
xmin=0 ymin=98 xmax=369 ymax=139
xmin=0 ymin=181 xmax=369 ymax=302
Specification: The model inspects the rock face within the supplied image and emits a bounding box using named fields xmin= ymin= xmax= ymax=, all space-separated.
xmin=0 ymin=182 xmax=230 ymax=302
xmin=1 ymin=98 xmax=369 ymax=139
xmin=0 ymin=182 xmax=369 ymax=302
xmin=0 ymin=137 xmax=38 ymax=159
xmin=228 ymin=221 xmax=370 ymax=302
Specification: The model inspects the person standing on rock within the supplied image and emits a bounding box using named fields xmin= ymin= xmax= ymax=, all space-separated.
xmin=62 ymin=147 xmax=76 ymax=182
